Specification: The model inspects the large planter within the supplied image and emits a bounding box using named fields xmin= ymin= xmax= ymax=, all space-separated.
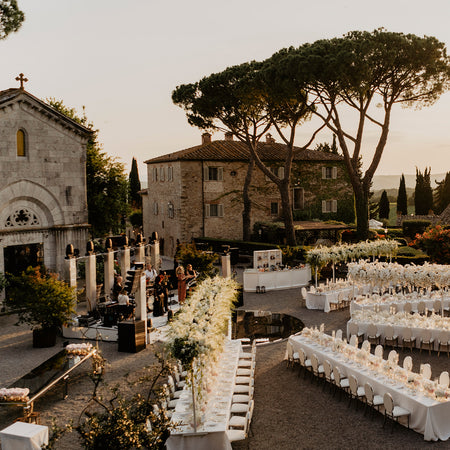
xmin=33 ymin=327 xmax=57 ymax=348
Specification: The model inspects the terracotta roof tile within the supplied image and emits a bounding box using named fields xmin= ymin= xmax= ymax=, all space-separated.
xmin=144 ymin=140 xmax=343 ymax=164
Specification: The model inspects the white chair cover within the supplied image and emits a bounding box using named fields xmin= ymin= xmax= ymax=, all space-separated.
xmin=374 ymin=345 xmax=384 ymax=358
xmin=403 ymin=356 xmax=413 ymax=372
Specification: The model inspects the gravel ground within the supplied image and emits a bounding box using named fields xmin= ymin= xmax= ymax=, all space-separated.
xmin=1 ymin=284 xmax=449 ymax=449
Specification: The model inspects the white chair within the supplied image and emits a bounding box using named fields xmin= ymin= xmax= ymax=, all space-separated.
xmin=439 ymin=371 xmax=450 ymax=389
xmin=433 ymin=299 xmax=442 ymax=315
xmin=232 ymin=387 xmax=254 ymax=405
xmin=383 ymin=392 xmax=410 ymax=430
xmin=364 ymin=382 xmax=383 ymax=419
xmin=322 ymin=359 xmax=334 ymax=391
xmin=387 ymin=350 xmax=398 ymax=365
xmin=384 ymin=325 xmax=398 ymax=348
xmin=235 ymin=376 xmax=252 ymax=385
xmin=310 ymin=353 xmax=325 ymax=383
xmin=403 ymin=302 xmax=412 ymax=314
xmin=361 ymin=340 xmax=371 ymax=353
xmin=335 ymin=329 xmax=343 ymax=340
xmin=420 ymin=363 xmax=432 ymax=380
xmin=226 ymin=411 xmax=250 ymax=442
xmin=177 ymin=360 xmax=187 ymax=379
xmin=420 ymin=329 xmax=435 ymax=355
xmin=438 ymin=330 xmax=450 ymax=357
xmin=231 ymin=399 xmax=253 ymax=415
xmin=298 ymin=347 xmax=312 ymax=378
xmin=237 ymin=360 xmax=256 ymax=377
xmin=172 ymin=366 xmax=186 ymax=389
xmin=233 ymin=379 xmax=254 ymax=394
xmin=403 ymin=355 xmax=413 ymax=372
xmin=229 ymin=400 xmax=254 ymax=428
xmin=402 ymin=327 xmax=416 ymax=352
xmin=348 ymin=374 xmax=365 ymax=409
xmin=286 ymin=342 xmax=299 ymax=369
xmin=167 ymin=375 xmax=182 ymax=399
xmin=309 ymin=285 xmax=316 ymax=293
xmin=349 ymin=335 xmax=358 ymax=347
xmin=417 ymin=301 xmax=426 ymax=315
xmin=348 ymin=322 xmax=364 ymax=344
xmin=332 ymin=367 xmax=349 ymax=400
xmin=367 ymin=324 xmax=381 ymax=345
xmin=374 ymin=344 xmax=384 ymax=359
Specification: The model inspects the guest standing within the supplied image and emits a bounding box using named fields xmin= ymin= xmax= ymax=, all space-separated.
xmin=176 ymin=265 xmax=187 ymax=304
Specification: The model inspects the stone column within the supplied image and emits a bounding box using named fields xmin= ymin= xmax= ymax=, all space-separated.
xmin=221 ymin=254 xmax=231 ymax=278
xmin=85 ymin=254 xmax=97 ymax=311
xmin=104 ymin=249 xmax=115 ymax=300
xmin=134 ymin=269 xmax=148 ymax=344
xmin=120 ymin=247 xmax=131 ymax=277
xmin=151 ymin=241 xmax=160 ymax=272
xmin=135 ymin=245 xmax=145 ymax=266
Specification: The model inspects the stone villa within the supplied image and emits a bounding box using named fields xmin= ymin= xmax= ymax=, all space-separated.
xmin=142 ymin=132 xmax=354 ymax=257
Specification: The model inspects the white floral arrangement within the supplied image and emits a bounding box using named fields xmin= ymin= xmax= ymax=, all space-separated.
xmin=0 ymin=387 xmax=29 ymax=402
xmin=66 ymin=343 xmax=93 ymax=355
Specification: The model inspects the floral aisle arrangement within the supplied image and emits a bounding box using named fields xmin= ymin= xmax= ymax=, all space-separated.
xmin=348 ymin=261 xmax=450 ymax=290
xmin=351 ymin=309 xmax=450 ymax=330
xmin=300 ymin=326 xmax=450 ymax=401
xmin=0 ymin=388 xmax=29 ymax=402
xmin=166 ymin=276 xmax=239 ymax=431
xmin=66 ymin=343 xmax=93 ymax=356
xmin=306 ymin=240 xmax=398 ymax=285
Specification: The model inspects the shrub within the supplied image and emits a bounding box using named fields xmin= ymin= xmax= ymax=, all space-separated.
xmin=402 ymin=219 xmax=432 ymax=239
xmin=411 ymin=225 xmax=450 ymax=264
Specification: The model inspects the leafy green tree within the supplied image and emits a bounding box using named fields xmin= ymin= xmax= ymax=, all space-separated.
xmin=272 ymin=29 xmax=450 ymax=239
xmin=129 ymin=157 xmax=142 ymax=209
xmin=434 ymin=171 xmax=450 ymax=214
xmin=314 ymin=135 xmax=338 ymax=154
xmin=0 ymin=0 xmax=24 ymax=40
xmin=397 ymin=174 xmax=408 ymax=216
xmin=415 ymin=167 xmax=433 ymax=215
xmin=47 ymin=98 xmax=130 ymax=237
xmin=379 ymin=190 xmax=390 ymax=219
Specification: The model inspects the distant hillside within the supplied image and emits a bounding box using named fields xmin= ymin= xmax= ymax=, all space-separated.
xmin=372 ymin=173 xmax=446 ymax=191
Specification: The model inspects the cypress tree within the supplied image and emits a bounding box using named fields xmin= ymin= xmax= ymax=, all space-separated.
xmin=129 ymin=157 xmax=142 ymax=209
xmin=379 ymin=190 xmax=390 ymax=219
xmin=415 ymin=167 xmax=433 ymax=215
xmin=397 ymin=174 xmax=408 ymax=216
xmin=434 ymin=172 xmax=450 ymax=214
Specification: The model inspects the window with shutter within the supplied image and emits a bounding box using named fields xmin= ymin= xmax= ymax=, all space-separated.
xmin=332 ymin=167 xmax=337 ymax=179
xmin=206 ymin=166 xmax=223 ymax=181
xmin=278 ymin=167 xmax=285 ymax=179
xmin=204 ymin=204 xmax=210 ymax=217
xmin=160 ymin=167 xmax=165 ymax=181
xmin=322 ymin=167 xmax=326 ymax=179
xmin=152 ymin=167 xmax=158 ymax=182
xmin=270 ymin=202 xmax=279 ymax=215
xmin=167 ymin=166 xmax=173 ymax=181
xmin=205 ymin=204 xmax=223 ymax=217
xmin=332 ymin=200 xmax=337 ymax=213
xmin=322 ymin=200 xmax=326 ymax=213
xmin=153 ymin=201 xmax=158 ymax=215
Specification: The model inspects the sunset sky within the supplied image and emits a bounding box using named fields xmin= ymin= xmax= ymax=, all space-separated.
xmin=1 ymin=0 xmax=449 ymax=180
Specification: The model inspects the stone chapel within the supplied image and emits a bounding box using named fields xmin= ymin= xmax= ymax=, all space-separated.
xmin=0 ymin=77 xmax=91 ymax=280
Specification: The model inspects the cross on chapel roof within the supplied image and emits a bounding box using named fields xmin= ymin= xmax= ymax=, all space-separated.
xmin=15 ymin=73 xmax=28 ymax=90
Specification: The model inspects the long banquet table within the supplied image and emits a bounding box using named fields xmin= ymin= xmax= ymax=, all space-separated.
xmin=166 ymin=339 xmax=242 ymax=450
xmin=306 ymin=284 xmax=370 ymax=313
xmin=288 ymin=334 xmax=450 ymax=441
xmin=347 ymin=319 xmax=444 ymax=351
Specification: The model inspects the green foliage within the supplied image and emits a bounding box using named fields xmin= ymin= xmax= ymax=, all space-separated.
xmin=414 ymin=167 xmax=433 ymax=215
xmin=434 ymin=171 xmax=450 ymax=214
xmin=47 ymin=99 xmax=130 ymax=237
xmin=176 ymin=243 xmax=218 ymax=280
xmin=314 ymin=134 xmax=338 ymax=154
xmin=280 ymin=246 xmax=305 ymax=266
xmin=5 ymin=267 xmax=75 ymax=330
xmin=397 ymin=174 xmax=408 ymax=215
xmin=169 ymin=337 xmax=201 ymax=367
xmin=411 ymin=225 xmax=450 ymax=264
xmin=402 ymin=219 xmax=432 ymax=239
xmin=379 ymin=190 xmax=390 ymax=219
xmin=0 ymin=0 xmax=24 ymax=40
xmin=129 ymin=210 xmax=143 ymax=229
xmin=129 ymin=157 xmax=142 ymax=209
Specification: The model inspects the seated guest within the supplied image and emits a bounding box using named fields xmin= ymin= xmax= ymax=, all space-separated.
xmin=117 ymin=288 xmax=130 ymax=305
xmin=145 ymin=263 xmax=158 ymax=285
xmin=112 ymin=275 xmax=123 ymax=301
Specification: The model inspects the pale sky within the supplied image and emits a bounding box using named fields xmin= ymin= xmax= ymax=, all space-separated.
xmin=1 ymin=0 xmax=450 ymax=181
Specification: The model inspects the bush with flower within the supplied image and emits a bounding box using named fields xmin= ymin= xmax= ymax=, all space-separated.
xmin=411 ymin=225 xmax=450 ymax=264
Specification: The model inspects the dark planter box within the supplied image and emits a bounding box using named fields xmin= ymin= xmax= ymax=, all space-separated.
xmin=33 ymin=328 xmax=57 ymax=348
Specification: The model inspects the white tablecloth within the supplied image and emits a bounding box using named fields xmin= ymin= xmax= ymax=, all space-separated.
xmin=347 ymin=319 xmax=443 ymax=351
xmin=166 ymin=339 xmax=242 ymax=450
xmin=306 ymin=288 xmax=353 ymax=313
xmin=0 ymin=422 xmax=48 ymax=450
xmin=288 ymin=334 xmax=450 ymax=441
xmin=350 ymin=297 xmax=450 ymax=315
xmin=243 ymin=266 xmax=311 ymax=292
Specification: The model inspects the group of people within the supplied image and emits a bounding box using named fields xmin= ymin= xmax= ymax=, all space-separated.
xmin=175 ymin=264 xmax=198 ymax=304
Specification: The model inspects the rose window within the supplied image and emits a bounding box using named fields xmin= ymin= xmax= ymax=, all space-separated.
xmin=5 ymin=208 xmax=40 ymax=227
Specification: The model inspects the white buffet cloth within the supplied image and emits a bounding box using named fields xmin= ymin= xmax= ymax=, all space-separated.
xmin=306 ymin=287 xmax=354 ymax=313
xmin=0 ymin=422 xmax=48 ymax=450
xmin=288 ymin=334 xmax=450 ymax=441
xmin=166 ymin=339 xmax=242 ymax=450
xmin=347 ymin=319 xmax=444 ymax=351
xmin=350 ymin=295 xmax=450 ymax=315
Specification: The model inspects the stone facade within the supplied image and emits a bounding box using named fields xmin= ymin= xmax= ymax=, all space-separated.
xmin=142 ymin=134 xmax=354 ymax=256
xmin=0 ymin=88 xmax=91 ymax=277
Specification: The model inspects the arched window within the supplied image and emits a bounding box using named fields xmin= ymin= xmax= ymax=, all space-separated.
xmin=17 ymin=129 xmax=26 ymax=157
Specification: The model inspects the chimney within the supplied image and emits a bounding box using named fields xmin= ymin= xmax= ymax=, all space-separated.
xmin=202 ymin=132 xmax=212 ymax=145
xmin=224 ymin=131 xmax=233 ymax=141
xmin=265 ymin=133 xmax=275 ymax=144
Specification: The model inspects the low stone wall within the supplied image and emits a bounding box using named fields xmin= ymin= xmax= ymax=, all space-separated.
xmin=396 ymin=214 xmax=439 ymax=227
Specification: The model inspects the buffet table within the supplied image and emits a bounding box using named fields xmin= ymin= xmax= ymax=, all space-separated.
xmin=166 ymin=339 xmax=242 ymax=450
xmin=288 ymin=334 xmax=450 ymax=441
xmin=243 ymin=266 xmax=311 ymax=292
xmin=306 ymin=284 xmax=370 ymax=313
xmin=0 ymin=422 xmax=48 ymax=450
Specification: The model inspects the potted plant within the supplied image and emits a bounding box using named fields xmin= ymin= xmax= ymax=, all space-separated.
xmin=5 ymin=266 xmax=76 ymax=348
